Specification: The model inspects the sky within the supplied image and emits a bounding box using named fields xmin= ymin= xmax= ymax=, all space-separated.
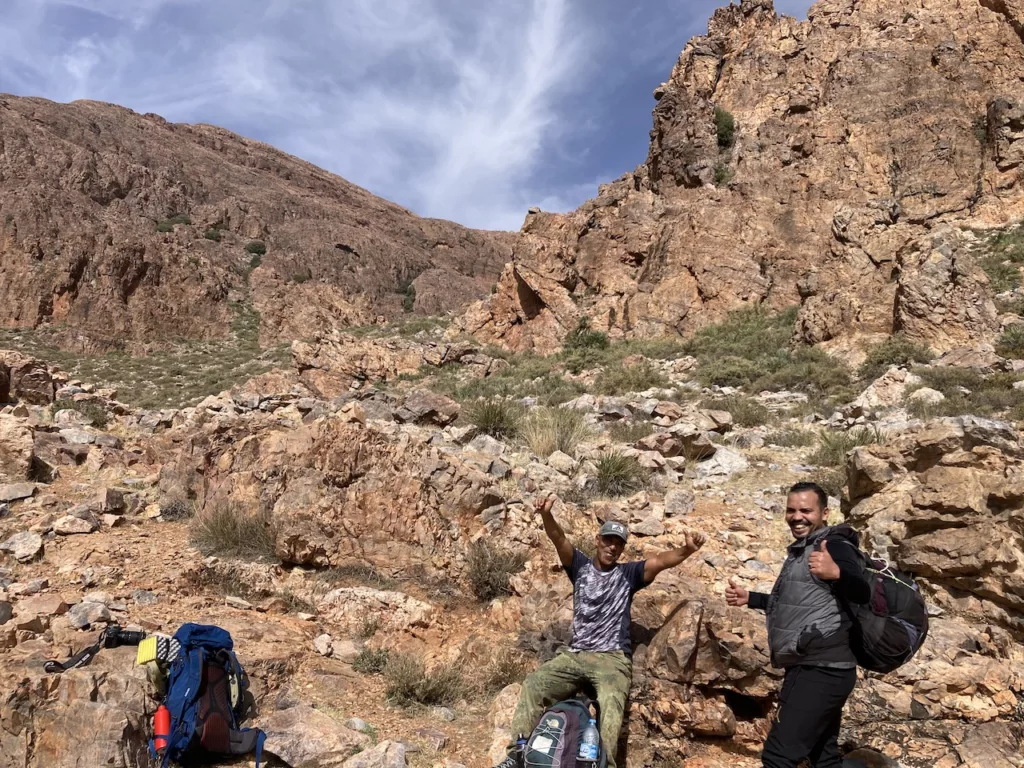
xmin=0 ymin=0 xmax=814 ymax=232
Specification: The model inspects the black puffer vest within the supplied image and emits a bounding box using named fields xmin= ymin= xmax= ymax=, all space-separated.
xmin=766 ymin=524 xmax=859 ymax=669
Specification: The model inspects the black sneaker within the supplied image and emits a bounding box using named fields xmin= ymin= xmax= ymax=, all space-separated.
xmin=493 ymin=753 xmax=522 ymax=768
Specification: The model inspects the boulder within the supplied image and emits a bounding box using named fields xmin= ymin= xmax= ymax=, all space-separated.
xmin=342 ymin=740 xmax=407 ymax=768
xmin=0 ymin=531 xmax=43 ymax=562
xmin=53 ymin=515 xmax=99 ymax=535
xmin=547 ymin=450 xmax=577 ymax=473
xmin=852 ymin=366 xmax=923 ymax=411
xmin=0 ymin=350 xmax=57 ymax=404
xmin=16 ymin=594 xmax=68 ymax=616
xmin=67 ymin=601 xmax=112 ymax=629
xmin=262 ymin=705 xmax=369 ymax=768
xmin=314 ymin=633 xmax=334 ymax=657
xmin=907 ymin=386 xmax=945 ymax=405
xmin=393 ymin=390 xmax=459 ymax=426
xmin=0 ymin=482 xmax=36 ymax=502
xmin=96 ymin=487 xmax=125 ymax=513
xmin=664 ymin=489 xmax=696 ymax=518
xmin=0 ymin=415 xmax=34 ymax=482
xmin=695 ymin=448 xmax=748 ymax=483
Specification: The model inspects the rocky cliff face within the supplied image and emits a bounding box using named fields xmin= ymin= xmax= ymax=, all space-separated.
xmin=0 ymin=96 xmax=514 ymax=353
xmin=456 ymin=0 xmax=1024 ymax=357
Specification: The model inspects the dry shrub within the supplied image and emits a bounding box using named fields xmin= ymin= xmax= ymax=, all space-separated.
xmin=189 ymin=503 xmax=277 ymax=561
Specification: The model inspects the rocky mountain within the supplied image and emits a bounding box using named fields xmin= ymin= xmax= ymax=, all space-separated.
xmin=456 ymin=0 xmax=1024 ymax=360
xmin=0 ymin=96 xmax=515 ymax=353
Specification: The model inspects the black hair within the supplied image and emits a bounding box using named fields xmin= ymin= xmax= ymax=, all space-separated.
xmin=788 ymin=481 xmax=828 ymax=511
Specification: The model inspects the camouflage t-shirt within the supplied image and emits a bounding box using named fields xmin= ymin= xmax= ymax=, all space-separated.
xmin=565 ymin=549 xmax=648 ymax=655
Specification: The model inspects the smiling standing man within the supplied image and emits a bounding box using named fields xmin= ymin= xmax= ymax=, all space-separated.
xmin=726 ymin=481 xmax=871 ymax=768
xmin=494 ymin=493 xmax=706 ymax=768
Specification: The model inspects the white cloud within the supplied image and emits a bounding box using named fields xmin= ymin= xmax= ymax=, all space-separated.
xmin=0 ymin=0 xmax=814 ymax=231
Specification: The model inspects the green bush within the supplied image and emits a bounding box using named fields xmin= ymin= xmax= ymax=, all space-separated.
xmin=564 ymin=317 xmax=609 ymax=351
xmin=810 ymin=427 xmax=884 ymax=468
xmin=715 ymin=106 xmax=736 ymax=150
xmin=465 ymin=539 xmax=528 ymax=602
xmin=595 ymin=453 xmax=650 ymax=497
xmin=520 ymin=406 xmax=591 ymax=457
xmin=402 ymin=284 xmax=416 ymax=313
xmin=466 ymin=399 xmax=524 ymax=440
xmin=701 ymin=395 xmax=771 ymax=427
xmin=156 ymin=213 xmax=191 ymax=232
xmin=245 ymin=241 xmax=267 ymax=256
xmin=384 ymin=653 xmax=466 ymax=707
xmin=189 ymin=503 xmax=277 ymax=561
xmin=752 ymin=347 xmax=853 ymax=398
xmin=714 ymin=164 xmax=735 ymax=186
xmin=913 ymin=365 xmax=984 ymax=395
xmin=353 ymin=648 xmax=390 ymax=675
xmin=596 ymin=360 xmax=668 ymax=395
xmin=203 ymin=228 xmax=222 ymax=242
xmin=699 ymin=356 xmax=761 ymax=388
xmin=765 ymin=428 xmax=815 ymax=447
xmin=996 ymin=325 xmax=1024 ymax=359
xmin=858 ymin=335 xmax=934 ymax=381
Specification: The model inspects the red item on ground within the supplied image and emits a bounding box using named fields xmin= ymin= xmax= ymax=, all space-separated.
xmin=153 ymin=705 xmax=171 ymax=753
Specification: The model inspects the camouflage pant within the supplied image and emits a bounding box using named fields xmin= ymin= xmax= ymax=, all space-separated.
xmin=507 ymin=649 xmax=632 ymax=768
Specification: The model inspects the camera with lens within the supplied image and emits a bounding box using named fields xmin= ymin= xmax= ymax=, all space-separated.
xmin=101 ymin=623 xmax=147 ymax=648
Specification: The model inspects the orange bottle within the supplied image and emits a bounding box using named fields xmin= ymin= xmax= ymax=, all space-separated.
xmin=153 ymin=705 xmax=171 ymax=754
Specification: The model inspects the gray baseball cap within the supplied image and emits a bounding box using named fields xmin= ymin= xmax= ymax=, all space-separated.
xmin=598 ymin=520 xmax=629 ymax=542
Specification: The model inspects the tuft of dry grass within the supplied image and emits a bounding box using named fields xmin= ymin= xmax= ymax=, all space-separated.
xmin=465 ymin=539 xmax=528 ymax=602
xmin=520 ymin=407 xmax=591 ymax=458
xmin=189 ymin=503 xmax=278 ymax=561
xmin=384 ymin=653 xmax=466 ymax=708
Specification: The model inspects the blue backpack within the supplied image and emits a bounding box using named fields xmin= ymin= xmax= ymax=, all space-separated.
xmin=151 ymin=623 xmax=266 ymax=767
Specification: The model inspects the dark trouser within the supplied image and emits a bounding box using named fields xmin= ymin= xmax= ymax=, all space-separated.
xmin=761 ymin=665 xmax=857 ymax=768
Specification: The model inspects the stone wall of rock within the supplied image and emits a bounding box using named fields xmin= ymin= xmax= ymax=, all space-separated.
xmin=454 ymin=0 xmax=1024 ymax=357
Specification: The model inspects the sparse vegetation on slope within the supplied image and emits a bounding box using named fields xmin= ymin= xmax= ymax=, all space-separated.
xmin=0 ymin=303 xmax=290 ymax=410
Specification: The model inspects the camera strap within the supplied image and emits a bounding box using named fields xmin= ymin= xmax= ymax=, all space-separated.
xmin=43 ymin=637 xmax=104 ymax=673
xmin=43 ymin=626 xmax=146 ymax=674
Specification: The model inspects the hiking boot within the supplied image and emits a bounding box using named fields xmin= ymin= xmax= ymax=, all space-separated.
xmin=493 ymin=753 xmax=522 ymax=768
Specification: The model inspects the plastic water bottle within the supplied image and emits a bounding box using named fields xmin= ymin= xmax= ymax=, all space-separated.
xmin=515 ymin=733 xmax=528 ymax=763
xmin=577 ymin=718 xmax=600 ymax=762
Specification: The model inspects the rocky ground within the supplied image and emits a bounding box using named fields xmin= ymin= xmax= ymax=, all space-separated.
xmin=2 ymin=320 xmax=1023 ymax=768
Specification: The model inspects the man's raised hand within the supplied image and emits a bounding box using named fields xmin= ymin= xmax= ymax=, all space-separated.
xmin=685 ymin=531 xmax=707 ymax=553
xmin=725 ymin=577 xmax=750 ymax=607
xmin=534 ymin=493 xmax=556 ymax=517
xmin=808 ymin=539 xmax=841 ymax=581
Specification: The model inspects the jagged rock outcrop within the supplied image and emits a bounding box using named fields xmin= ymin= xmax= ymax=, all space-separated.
xmin=846 ymin=415 xmax=1024 ymax=634
xmin=455 ymin=0 xmax=1024 ymax=356
xmin=0 ymin=96 xmax=513 ymax=353
xmin=291 ymin=331 xmax=508 ymax=398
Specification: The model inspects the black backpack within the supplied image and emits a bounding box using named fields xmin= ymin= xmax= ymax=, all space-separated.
xmin=837 ymin=547 xmax=929 ymax=674
xmin=523 ymin=696 xmax=608 ymax=768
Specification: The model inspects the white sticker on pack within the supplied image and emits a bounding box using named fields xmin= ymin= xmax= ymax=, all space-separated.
xmin=532 ymin=736 xmax=554 ymax=753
